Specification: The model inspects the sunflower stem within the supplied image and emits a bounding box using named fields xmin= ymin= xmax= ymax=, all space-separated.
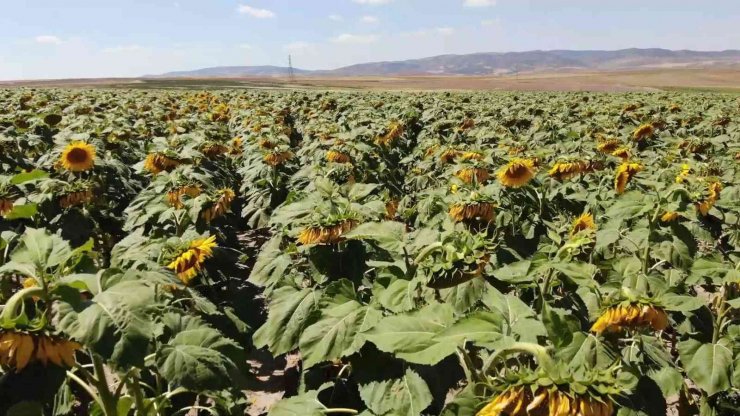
xmin=0 ymin=287 xmax=45 ymax=322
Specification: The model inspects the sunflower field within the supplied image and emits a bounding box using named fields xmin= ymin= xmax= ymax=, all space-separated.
xmin=0 ymin=88 xmax=739 ymax=416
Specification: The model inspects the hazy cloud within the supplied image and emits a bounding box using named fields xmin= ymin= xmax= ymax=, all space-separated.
xmin=464 ymin=0 xmax=496 ymax=7
xmin=331 ymin=33 xmax=380 ymax=44
xmin=352 ymin=0 xmax=392 ymax=5
xmin=102 ymin=44 xmax=145 ymax=53
xmin=35 ymin=35 xmax=63 ymax=45
xmin=360 ymin=15 xmax=379 ymax=24
xmin=481 ymin=18 xmax=500 ymax=26
xmin=436 ymin=27 xmax=455 ymax=35
xmin=237 ymin=5 xmax=275 ymax=18
xmin=328 ymin=14 xmax=344 ymax=21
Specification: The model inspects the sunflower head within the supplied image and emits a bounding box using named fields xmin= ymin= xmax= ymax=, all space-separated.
xmin=477 ymin=386 xmax=614 ymax=416
xmin=596 ymin=138 xmax=622 ymax=154
xmin=571 ymin=213 xmax=596 ymax=235
xmin=460 ymin=151 xmax=484 ymax=161
xmin=144 ymin=153 xmax=181 ymax=174
xmin=326 ymin=150 xmax=351 ymax=164
xmin=297 ymin=219 xmax=359 ymax=245
xmin=0 ymin=331 xmax=81 ymax=371
xmin=660 ymin=211 xmax=680 ymax=222
xmin=201 ymin=188 xmax=235 ymax=223
xmin=0 ymin=197 xmax=14 ymax=216
xmin=449 ymin=202 xmax=496 ymax=223
xmin=497 ymin=158 xmax=536 ymax=188
xmin=263 ymin=150 xmax=293 ymax=167
xmin=591 ymin=303 xmax=668 ymax=334
xmin=60 ymin=142 xmax=96 ymax=172
xmin=548 ymin=160 xmax=588 ymax=181
xmin=632 ymin=123 xmax=654 ymax=141
xmin=611 ymin=147 xmax=631 ymax=160
xmin=675 ymin=163 xmax=691 ymax=184
xmin=166 ymin=236 xmax=217 ymax=285
xmin=614 ymin=162 xmax=643 ymax=194
xmin=455 ymin=167 xmax=490 ymax=184
xmin=697 ymin=181 xmax=722 ymax=216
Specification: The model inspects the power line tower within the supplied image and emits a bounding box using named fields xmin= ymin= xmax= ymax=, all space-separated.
xmin=287 ymin=54 xmax=296 ymax=83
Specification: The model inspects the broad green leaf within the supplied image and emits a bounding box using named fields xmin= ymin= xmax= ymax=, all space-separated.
xmin=377 ymin=278 xmax=419 ymax=313
xmin=365 ymin=303 xmax=456 ymax=365
xmin=551 ymin=261 xmax=597 ymax=288
xmin=660 ymin=293 xmax=705 ymax=312
xmin=4 ymin=203 xmax=38 ymax=220
xmin=684 ymin=342 xmax=733 ymax=396
xmin=358 ymin=369 xmax=432 ymax=416
xmin=299 ymin=301 xmax=381 ymax=368
xmin=10 ymin=228 xmax=72 ymax=269
xmin=10 ymin=169 xmax=48 ymax=185
xmin=491 ymin=260 xmax=533 ymax=284
xmin=248 ymin=236 xmax=292 ymax=289
xmin=482 ymin=288 xmax=546 ymax=342
xmin=435 ymin=311 xmax=511 ymax=349
xmin=345 ymin=221 xmax=406 ymax=253
xmin=252 ymin=286 xmax=321 ymax=355
xmin=268 ymin=390 xmax=325 ymax=416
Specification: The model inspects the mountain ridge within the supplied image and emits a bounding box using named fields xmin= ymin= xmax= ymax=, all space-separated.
xmin=150 ymin=48 xmax=740 ymax=78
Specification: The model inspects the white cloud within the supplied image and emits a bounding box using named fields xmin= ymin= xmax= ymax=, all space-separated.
xmin=331 ymin=33 xmax=380 ymax=44
xmin=237 ymin=5 xmax=275 ymax=18
xmin=328 ymin=14 xmax=344 ymax=21
xmin=102 ymin=44 xmax=145 ymax=53
xmin=284 ymin=41 xmax=316 ymax=55
xmin=481 ymin=18 xmax=500 ymax=27
xmin=436 ymin=27 xmax=455 ymax=36
xmin=238 ymin=43 xmax=253 ymax=49
xmin=352 ymin=0 xmax=392 ymax=5
xmin=464 ymin=0 xmax=496 ymax=7
xmin=35 ymin=35 xmax=63 ymax=45
xmin=360 ymin=15 xmax=379 ymax=24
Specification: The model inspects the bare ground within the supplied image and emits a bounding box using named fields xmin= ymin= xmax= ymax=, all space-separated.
xmin=2 ymin=68 xmax=740 ymax=92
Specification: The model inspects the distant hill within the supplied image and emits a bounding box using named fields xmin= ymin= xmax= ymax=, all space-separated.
xmin=150 ymin=48 xmax=740 ymax=78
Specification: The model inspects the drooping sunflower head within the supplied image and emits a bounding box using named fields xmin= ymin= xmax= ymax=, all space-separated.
xmin=632 ymin=123 xmax=654 ymax=141
xmin=229 ymin=137 xmax=244 ymax=155
xmin=614 ymin=162 xmax=643 ymax=194
xmin=497 ymin=158 xmax=536 ymax=188
xmin=439 ymin=148 xmax=461 ymax=164
xmin=60 ymin=141 xmax=96 ymax=172
xmin=297 ymin=218 xmax=359 ymax=246
xmin=477 ymin=386 xmax=614 ymax=416
xmin=591 ymin=303 xmax=668 ymax=335
xmin=375 ymin=121 xmax=404 ymax=146
xmin=0 ymin=331 xmax=80 ymax=371
xmin=144 ymin=153 xmax=181 ymax=174
xmin=571 ymin=213 xmax=596 ymax=235
xmin=596 ymin=138 xmax=622 ymax=154
xmin=669 ymin=103 xmax=681 ymax=113
xmin=166 ymin=235 xmax=217 ymax=285
xmin=697 ymin=181 xmax=722 ymax=216
xmin=449 ymin=199 xmax=496 ymax=223
xmin=611 ymin=147 xmax=631 ymax=160
xmin=166 ymin=184 xmax=202 ymax=209
xmin=201 ymin=142 xmax=229 ymax=158
xmin=326 ymin=149 xmax=352 ymax=164
xmin=201 ymin=188 xmax=235 ymax=223
xmin=456 ymin=167 xmax=490 ymax=184
xmin=263 ymin=150 xmax=294 ymax=167
xmin=660 ymin=211 xmax=681 ymax=222
xmin=548 ymin=160 xmax=588 ymax=181
xmin=460 ymin=151 xmax=484 ymax=161
xmin=0 ymin=196 xmax=13 ymax=216
xmin=675 ymin=163 xmax=692 ymax=184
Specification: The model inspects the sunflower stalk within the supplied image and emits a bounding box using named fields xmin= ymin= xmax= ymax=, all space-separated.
xmin=642 ymin=203 xmax=662 ymax=274
xmin=0 ymin=286 xmax=45 ymax=323
xmin=481 ymin=342 xmax=555 ymax=377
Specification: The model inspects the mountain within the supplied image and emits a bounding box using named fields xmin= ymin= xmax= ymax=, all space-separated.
xmin=150 ymin=48 xmax=740 ymax=78
xmin=153 ymin=65 xmax=313 ymax=78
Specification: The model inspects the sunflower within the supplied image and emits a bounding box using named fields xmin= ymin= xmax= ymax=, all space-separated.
xmin=385 ymin=200 xmax=399 ymax=220
xmin=297 ymin=219 xmax=358 ymax=245
xmin=201 ymin=188 xmax=235 ymax=223
xmin=456 ymin=167 xmax=490 ymax=184
xmin=166 ymin=185 xmax=202 ymax=209
xmin=144 ymin=153 xmax=181 ymax=174
xmin=263 ymin=151 xmax=293 ymax=167
xmin=375 ymin=121 xmax=404 ymax=146
xmin=449 ymin=202 xmax=496 ymax=223
xmin=477 ymin=386 xmax=614 ymax=416
xmin=697 ymin=181 xmax=722 ymax=216
xmin=59 ymin=189 xmax=93 ymax=208
xmin=0 ymin=331 xmax=80 ymax=371
xmin=571 ymin=213 xmax=596 ymax=235
xmin=166 ymin=236 xmax=217 ymax=284
xmin=458 ymin=118 xmax=475 ymax=131
xmin=0 ymin=198 xmax=13 ymax=216
xmin=326 ymin=150 xmax=351 ymax=164
xmin=497 ymin=158 xmax=536 ymax=188
xmin=60 ymin=142 xmax=96 ymax=172
xmin=661 ymin=211 xmax=681 ymax=222
xmin=614 ymin=162 xmax=642 ymax=194
xmin=258 ymin=138 xmax=276 ymax=150
xmin=675 ymin=164 xmax=691 ymax=184
xmin=611 ymin=147 xmax=631 ymax=160
xmin=548 ymin=161 xmax=588 ymax=181
xmin=632 ymin=123 xmax=654 ymax=141
xmin=440 ymin=149 xmax=461 ymax=163
xmin=201 ymin=142 xmax=229 ymax=158
xmin=460 ymin=151 xmax=484 ymax=161
xmin=229 ymin=137 xmax=244 ymax=155
xmin=596 ymin=139 xmax=622 ymax=154
xmin=591 ymin=304 xmax=668 ymax=334
xmin=669 ymin=104 xmax=681 ymax=113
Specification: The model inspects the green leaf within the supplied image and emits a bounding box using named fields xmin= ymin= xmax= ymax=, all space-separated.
xmin=268 ymin=390 xmax=325 ymax=416
xmin=660 ymin=293 xmax=706 ymax=312
xmin=252 ymin=286 xmax=321 ymax=356
xmin=248 ymin=236 xmax=292 ymax=290
xmin=365 ymin=303 xmax=456 ymax=365
xmin=441 ymin=385 xmax=479 ymax=416
xmin=55 ymin=280 xmax=156 ymax=368
xmin=7 ymin=401 xmax=44 ymax=416
xmin=491 ymin=260 xmax=533 ymax=284
xmin=606 ymin=192 xmax=655 ymax=221
xmin=377 ymin=278 xmax=418 ymax=313
xmin=4 ymin=204 xmax=38 ymax=220
xmin=684 ymin=342 xmax=733 ymax=396
xmin=649 ymin=367 xmax=683 ymax=398
xmin=299 ymin=301 xmax=381 ymax=369
xmin=551 ymin=261 xmax=597 ymax=288
xmin=482 ymin=288 xmax=546 ymax=342
xmin=358 ymin=368 xmax=433 ymax=416
xmin=10 ymin=169 xmax=48 ymax=185
xmin=435 ymin=311 xmax=512 ymax=349
xmin=344 ymin=221 xmax=406 ymax=253
xmin=156 ymin=327 xmax=242 ymax=391
xmin=439 ymin=277 xmax=488 ymax=313
xmin=10 ymin=228 xmax=72 ymax=269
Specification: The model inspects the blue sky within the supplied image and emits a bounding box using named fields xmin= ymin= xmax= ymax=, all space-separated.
xmin=1 ymin=0 xmax=739 ymax=80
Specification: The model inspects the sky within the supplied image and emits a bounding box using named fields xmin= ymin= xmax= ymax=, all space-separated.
xmin=1 ymin=0 xmax=739 ymax=80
